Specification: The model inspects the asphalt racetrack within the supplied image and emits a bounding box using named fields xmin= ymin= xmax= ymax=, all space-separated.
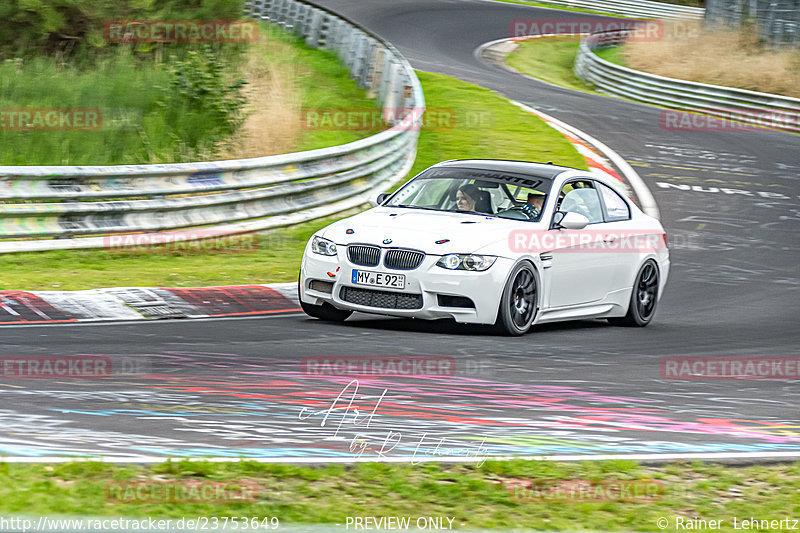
xmin=1 ymin=0 xmax=798 ymax=461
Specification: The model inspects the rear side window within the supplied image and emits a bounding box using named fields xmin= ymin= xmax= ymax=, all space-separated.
xmin=598 ymin=182 xmax=631 ymax=221
xmin=558 ymin=181 xmax=604 ymax=224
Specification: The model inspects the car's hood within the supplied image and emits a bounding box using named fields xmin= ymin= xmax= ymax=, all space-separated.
xmin=320 ymin=207 xmax=538 ymax=256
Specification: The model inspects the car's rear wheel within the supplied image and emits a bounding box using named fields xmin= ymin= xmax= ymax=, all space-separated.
xmin=495 ymin=261 xmax=538 ymax=336
xmin=608 ymin=259 xmax=659 ymax=327
xmin=298 ymin=280 xmax=352 ymax=322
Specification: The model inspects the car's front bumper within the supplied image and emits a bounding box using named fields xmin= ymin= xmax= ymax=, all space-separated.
xmin=299 ymin=245 xmax=511 ymax=324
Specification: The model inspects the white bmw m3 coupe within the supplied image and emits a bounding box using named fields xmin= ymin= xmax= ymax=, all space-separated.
xmin=299 ymin=160 xmax=669 ymax=335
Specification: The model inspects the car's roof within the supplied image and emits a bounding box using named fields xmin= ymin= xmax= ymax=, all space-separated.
xmin=434 ymin=159 xmax=576 ymax=180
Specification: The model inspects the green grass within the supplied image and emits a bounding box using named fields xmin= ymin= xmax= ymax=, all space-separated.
xmin=505 ymin=36 xmax=600 ymax=93
xmin=594 ymin=45 xmax=627 ymax=67
xmin=407 ymin=71 xmax=585 ymax=176
xmin=269 ymin=28 xmax=380 ymax=152
xmin=0 ymin=71 xmax=587 ymax=291
xmin=0 ymin=22 xmax=373 ymax=166
xmin=0 ymin=460 xmax=797 ymax=531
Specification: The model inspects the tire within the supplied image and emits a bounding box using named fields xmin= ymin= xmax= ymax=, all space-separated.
xmin=494 ymin=261 xmax=538 ymax=336
xmin=298 ymin=280 xmax=352 ymax=322
xmin=608 ymin=259 xmax=659 ymax=327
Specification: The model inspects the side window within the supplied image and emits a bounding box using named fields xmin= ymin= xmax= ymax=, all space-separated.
xmin=558 ymin=181 xmax=604 ymax=224
xmin=597 ymin=182 xmax=631 ymax=221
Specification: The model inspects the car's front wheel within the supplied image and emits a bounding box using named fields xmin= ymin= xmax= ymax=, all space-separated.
xmin=495 ymin=261 xmax=538 ymax=336
xmin=608 ymin=259 xmax=659 ymax=327
xmin=298 ymin=280 xmax=352 ymax=322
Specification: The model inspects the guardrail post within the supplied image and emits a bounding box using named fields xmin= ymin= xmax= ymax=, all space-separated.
xmin=285 ymin=1 xmax=299 ymax=30
xmin=380 ymin=56 xmax=397 ymax=106
xmin=295 ymin=4 xmax=311 ymax=36
xmin=335 ymin=23 xmax=352 ymax=62
xmin=266 ymin=0 xmax=278 ymax=21
xmin=305 ymin=9 xmax=322 ymax=47
xmin=279 ymin=0 xmax=290 ymax=26
xmin=318 ymin=14 xmax=333 ymax=47
xmin=354 ymin=34 xmax=370 ymax=85
xmin=367 ymin=46 xmax=386 ymax=98
xmin=326 ymin=19 xmax=342 ymax=53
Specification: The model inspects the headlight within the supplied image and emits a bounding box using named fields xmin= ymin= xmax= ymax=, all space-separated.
xmin=311 ymin=235 xmax=337 ymax=256
xmin=436 ymin=254 xmax=497 ymax=271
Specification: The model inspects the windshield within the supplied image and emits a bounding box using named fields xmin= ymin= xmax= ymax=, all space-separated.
xmin=384 ymin=167 xmax=553 ymax=221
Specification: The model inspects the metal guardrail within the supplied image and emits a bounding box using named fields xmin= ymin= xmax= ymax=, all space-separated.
xmin=574 ymin=30 xmax=800 ymax=134
xmin=534 ymin=0 xmax=703 ymax=20
xmin=0 ymin=0 xmax=425 ymax=253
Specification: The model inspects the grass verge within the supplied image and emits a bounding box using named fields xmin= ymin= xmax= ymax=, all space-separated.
xmin=0 ymin=71 xmax=587 ymax=291
xmin=504 ymin=36 xmax=598 ymax=93
xmin=594 ymin=45 xmax=626 ymax=66
xmin=0 ymin=459 xmax=797 ymax=531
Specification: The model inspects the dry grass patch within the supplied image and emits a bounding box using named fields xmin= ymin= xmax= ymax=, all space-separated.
xmin=222 ymin=36 xmax=303 ymax=159
xmin=623 ymin=21 xmax=800 ymax=98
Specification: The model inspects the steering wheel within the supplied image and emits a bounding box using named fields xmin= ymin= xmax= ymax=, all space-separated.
xmin=497 ymin=205 xmax=539 ymax=220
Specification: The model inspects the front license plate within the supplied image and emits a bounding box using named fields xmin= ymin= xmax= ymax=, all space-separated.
xmin=351 ymin=269 xmax=405 ymax=289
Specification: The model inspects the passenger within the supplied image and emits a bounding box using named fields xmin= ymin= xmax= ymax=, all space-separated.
xmin=455 ymin=184 xmax=480 ymax=212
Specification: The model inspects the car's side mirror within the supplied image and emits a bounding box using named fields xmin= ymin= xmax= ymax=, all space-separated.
xmin=374 ymin=192 xmax=391 ymax=206
xmin=554 ymin=211 xmax=589 ymax=230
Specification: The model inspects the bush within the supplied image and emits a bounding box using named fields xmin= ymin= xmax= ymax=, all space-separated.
xmin=0 ymin=0 xmax=244 ymax=59
xmin=157 ymin=45 xmax=248 ymax=157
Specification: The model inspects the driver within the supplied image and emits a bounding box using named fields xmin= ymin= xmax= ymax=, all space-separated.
xmin=522 ymin=191 xmax=545 ymax=220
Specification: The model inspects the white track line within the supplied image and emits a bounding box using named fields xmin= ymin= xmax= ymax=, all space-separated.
xmin=3 ymin=451 xmax=800 ymax=464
